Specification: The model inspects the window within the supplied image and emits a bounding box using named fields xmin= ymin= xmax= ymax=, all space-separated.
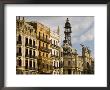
xmin=54 ymin=40 xmax=55 ymax=45
xmin=39 ymin=41 xmax=41 ymax=47
xmin=17 ymin=59 xmax=21 ymax=66
xmin=57 ymin=62 xmax=59 ymax=67
xmin=25 ymin=60 xmax=28 ymax=69
xmin=56 ymin=51 xmax=58 ymax=56
xmin=25 ymin=49 xmax=28 ymax=55
xmin=43 ymin=53 xmax=44 ymax=57
xmin=43 ymin=33 xmax=44 ymax=39
xmin=46 ymin=35 xmax=47 ymax=41
xmin=54 ymin=61 xmax=55 ymax=67
xmin=33 ymin=40 xmax=35 ymax=46
xmin=42 ymin=63 xmax=44 ymax=68
xmin=19 ymin=47 xmax=21 ymax=54
xmin=47 ymin=64 xmax=48 ymax=69
xmin=33 ymin=62 xmax=35 ymax=68
xmin=54 ymin=50 xmax=55 ymax=55
xmin=51 ymin=39 xmax=52 ymax=44
xmin=25 ymin=38 xmax=28 ymax=44
xmin=29 ymin=50 xmax=32 ymax=56
xmin=33 ymin=51 xmax=35 ymax=56
xmin=18 ymin=35 xmax=21 ymax=41
xmin=29 ymin=39 xmax=32 ymax=45
xmin=61 ymin=52 xmax=63 ymax=57
xmin=43 ymin=43 xmax=44 ymax=47
xmin=39 ymin=32 xmax=40 ymax=38
xmin=51 ymin=50 xmax=52 ymax=55
xmin=56 ymin=41 xmax=57 ymax=46
xmin=46 ymin=54 xmax=48 ymax=57
xmin=68 ymin=61 xmax=71 ymax=66
xmin=46 ymin=44 xmax=48 ymax=48
xmin=29 ymin=60 xmax=32 ymax=68
xmin=39 ymin=52 xmax=41 ymax=56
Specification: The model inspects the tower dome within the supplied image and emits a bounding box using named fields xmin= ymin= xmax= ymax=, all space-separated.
xmin=64 ymin=18 xmax=71 ymax=28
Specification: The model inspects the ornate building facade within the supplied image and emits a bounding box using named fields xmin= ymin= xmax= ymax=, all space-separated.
xmin=16 ymin=17 xmax=38 ymax=74
xmin=62 ymin=18 xmax=94 ymax=74
xmin=16 ymin=17 xmax=94 ymax=74
xmin=50 ymin=27 xmax=60 ymax=74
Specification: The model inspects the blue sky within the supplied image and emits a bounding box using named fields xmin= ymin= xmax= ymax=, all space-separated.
xmin=21 ymin=16 xmax=94 ymax=57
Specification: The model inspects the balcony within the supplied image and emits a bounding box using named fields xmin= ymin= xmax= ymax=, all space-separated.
xmin=37 ymin=36 xmax=51 ymax=44
xmin=17 ymin=53 xmax=22 ymax=56
xmin=17 ymin=41 xmax=22 ymax=45
xmin=38 ymin=46 xmax=51 ymax=53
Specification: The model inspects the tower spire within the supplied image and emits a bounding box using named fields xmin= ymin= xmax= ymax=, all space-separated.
xmin=63 ymin=18 xmax=72 ymax=46
xmin=57 ymin=25 xmax=60 ymax=35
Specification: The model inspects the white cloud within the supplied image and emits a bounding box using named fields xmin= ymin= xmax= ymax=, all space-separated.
xmin=79 ymin=27 xmax=94 ymax=42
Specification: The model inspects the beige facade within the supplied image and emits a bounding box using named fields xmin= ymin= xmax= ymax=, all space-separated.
xmin=16 ymin=17 xmax=94 ymax=75
xmin=50 ymin=28 xmax=60 ymax=74
xmin=36 ymin=22 xmax=52 ymax=74
xmin=16 ymin=17 xmax=38 ymax=74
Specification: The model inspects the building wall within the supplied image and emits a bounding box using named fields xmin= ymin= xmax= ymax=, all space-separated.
xmin=16 ymin=17 xmax=38 ymax=74
xmin=16 ymin=17 xmax=94 ymax=75
xmin=50 ymin=30 xmax=60 ymax=74
xmin=36 ymin=22 xmax=51 ymax=74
